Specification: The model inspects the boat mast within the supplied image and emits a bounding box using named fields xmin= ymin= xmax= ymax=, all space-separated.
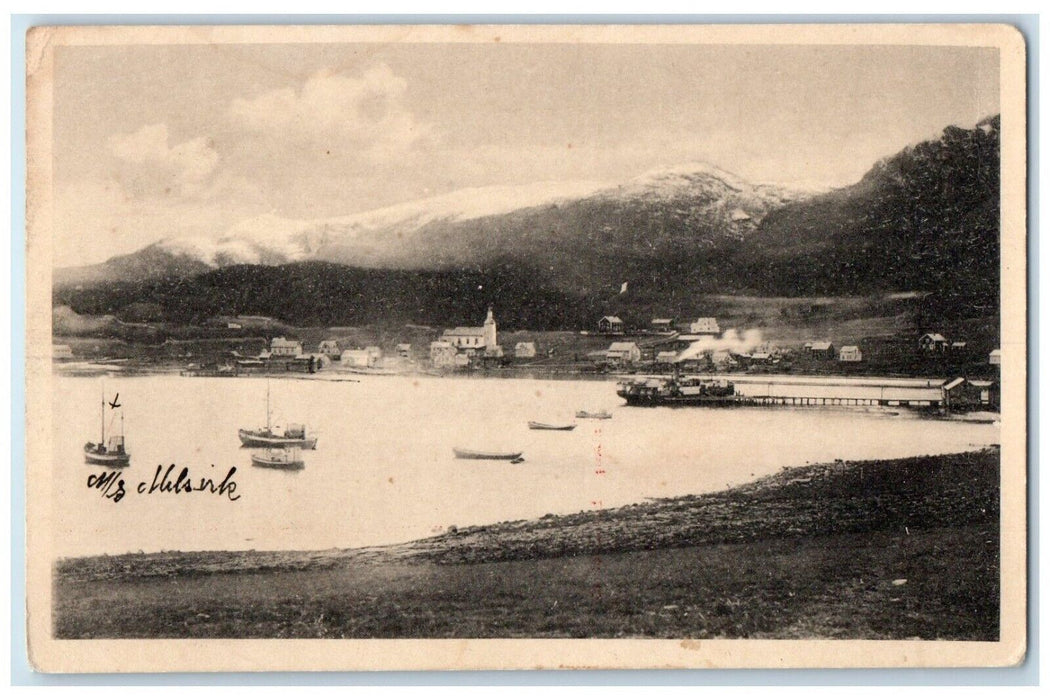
xmin=266 ymin=379 xmax=272 ymax=432
xmin=100 ymin=385 xmax=105 ymax=445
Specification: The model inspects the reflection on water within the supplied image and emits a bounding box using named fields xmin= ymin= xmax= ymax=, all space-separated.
xmin=53 ymin=374 xmax=999 ymax=558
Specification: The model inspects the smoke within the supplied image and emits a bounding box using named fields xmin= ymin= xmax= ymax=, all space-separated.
xmin=675 ymin=328 xmax=764 ymax=362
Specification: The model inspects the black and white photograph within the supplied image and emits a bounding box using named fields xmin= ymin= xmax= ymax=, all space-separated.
xmin=23 ymin=23 xmax=1027 ymax=672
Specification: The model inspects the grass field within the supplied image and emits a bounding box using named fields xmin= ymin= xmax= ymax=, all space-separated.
xmin=54 ymin=449 xmax=1000 ymax=640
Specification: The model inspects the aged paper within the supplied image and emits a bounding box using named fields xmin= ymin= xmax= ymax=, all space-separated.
xmin=25 ymin=23 xmax=1026 ymax=672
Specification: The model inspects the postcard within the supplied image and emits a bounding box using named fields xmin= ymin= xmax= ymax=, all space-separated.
xmin=24 ymin=23 xmax=1027 ymax=672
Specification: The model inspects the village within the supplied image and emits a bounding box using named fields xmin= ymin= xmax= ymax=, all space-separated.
xmin=53 ymin=304 xmax=1002 ymax=412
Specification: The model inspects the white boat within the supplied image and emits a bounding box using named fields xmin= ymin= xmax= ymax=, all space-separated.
xmin=575 ymin=410 xmax=612 ymax=420
xmin=528 ymin=421 xmax=576 ymax=431
xmin=251 ymin=447 xmax=305 ymax=470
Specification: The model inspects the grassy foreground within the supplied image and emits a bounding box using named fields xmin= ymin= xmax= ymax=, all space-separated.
xmin=54 ymin=449 xmax=1000 ymax=640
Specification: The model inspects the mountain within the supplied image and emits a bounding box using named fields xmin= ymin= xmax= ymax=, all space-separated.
xmin=53 ymin=117 xmax=1001 ymax=329
xmin=54 ymin=163 xmax=804 ymax=288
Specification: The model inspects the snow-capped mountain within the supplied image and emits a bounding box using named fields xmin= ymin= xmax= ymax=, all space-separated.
xmin=55 ymin=163 xmax=810 ymax=286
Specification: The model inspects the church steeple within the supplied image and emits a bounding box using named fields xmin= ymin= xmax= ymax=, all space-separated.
xmin=483 ymin=305 xmax=497 ymax=350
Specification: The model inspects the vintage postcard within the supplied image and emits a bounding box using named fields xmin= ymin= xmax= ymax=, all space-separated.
xmin=24 ymin=23 xmax=1027 ymax=672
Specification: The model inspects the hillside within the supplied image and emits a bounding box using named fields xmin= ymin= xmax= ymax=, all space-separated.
xmin=53 ymin=117 xmax=1000 ymax=330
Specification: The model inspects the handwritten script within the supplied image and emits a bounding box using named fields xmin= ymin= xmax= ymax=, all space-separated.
xmin=87 ymin=465 xmax=241 ymax=502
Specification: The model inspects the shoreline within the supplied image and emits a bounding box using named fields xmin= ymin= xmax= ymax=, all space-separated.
xmin=54 ymin=449 xmax=1000 ymax=640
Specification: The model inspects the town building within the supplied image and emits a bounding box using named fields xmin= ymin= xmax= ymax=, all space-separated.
xmin=341 ymin=349 xmax=376 ymax=368
xmin=710 ymin=350 xmax=737 ymax=370
xmin=839 ymin=345 xmax=863 ymax=362
xmin=515 ymin=341 xmax=537 ymax=358
xmin=270 ymin=337 xmax=303 ymax=357
xmin=318 ymin=340 xmax=342 ymax=357
xmin=989 ymin=349 xmax=1002 ymax=365
xmin=53 ymin=344 xmax=73 ymax=360
xmin=919 ymin=333 xmax=949 ymax=353
xmin=689 ymin=317 xmax=721 ymax=336
xmin=429 ymin=340 xmax=457 ymax=368
xmin=651 ymin=318 xmax=676 ymax=332
xmin=804 ymin=341 xmax=835 ymax=359
xmin=605 ymin=341 xmax=641 ymax=365
xmin=396 ymin=343 xmax=412 ymax=359
xmin=656 ymin=350 xmax=679 ymax=365
xmin=598 ymin=316 xmax=624 ymax=335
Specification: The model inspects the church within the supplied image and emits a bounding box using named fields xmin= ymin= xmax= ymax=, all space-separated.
xmin=434 ymin=307 xmax=502 ymax=363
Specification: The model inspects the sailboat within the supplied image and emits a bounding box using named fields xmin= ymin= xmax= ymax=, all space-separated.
xmin=238 ymin=380 xmax=318 ymax=449
xmin=84 ymin=387 xmax=130 ymax=467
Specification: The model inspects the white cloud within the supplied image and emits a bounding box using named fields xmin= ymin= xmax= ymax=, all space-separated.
xmin=106 ymin=123 xmax=220 ymax=197
xmin=227 ymin=64 xmax=429 ymax=158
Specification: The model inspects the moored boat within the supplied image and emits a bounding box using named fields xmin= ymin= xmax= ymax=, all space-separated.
xmin=239 ymin=381 xmax=318 ymax=449
xmin=575 ymin=410 xmax=612 ymax=420
xmin=250 ymin=447 xmax=305 ymax=470
xmin=84 ymin=387 xmax=130 ymax=467
xmin=453 ymin=447 xmax=524 ymax=460
xmin=527 ymin=421 xmax=576 ymax=431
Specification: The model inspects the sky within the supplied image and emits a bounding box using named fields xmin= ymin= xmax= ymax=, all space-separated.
xmin=51 ymin=41 xmax=1000 ymax=266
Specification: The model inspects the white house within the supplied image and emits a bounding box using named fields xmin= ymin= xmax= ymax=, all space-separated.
xmin=341 ymin=349 xmax=375 ymax=368
xmin=689 ymin=317 xmax=720 ymax=336
xmin=318 ymin=340 xmax=342 ymax=357
xmin=396 ymin=343 xmax=412 ymax=358
xmin=989 ymin=348 xmax=1002 ymax=365
xmin=514 ymin=341 xmax=537 ymax=358
xmin=270 ymin=337 xmax=303 ymax=357
xmin=606 ymin=341 xmax=641 ymax=364
xmin=839 ymin=345 xmax=863 ymax=362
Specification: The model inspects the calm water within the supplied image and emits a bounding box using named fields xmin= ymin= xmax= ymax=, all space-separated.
xmin=53 ymin=374 xmax=998 ymax=558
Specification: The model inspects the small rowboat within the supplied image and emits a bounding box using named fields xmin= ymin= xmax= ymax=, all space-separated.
xmin=528 ymin=421 xmax=576 ymax=431
xmin=575 ymin=410 xmax=612 ymax=420
xmin=453 ymin=448 xmax=524 ymax=461
xmin=251 ymin=447 xmax=305 ymax=470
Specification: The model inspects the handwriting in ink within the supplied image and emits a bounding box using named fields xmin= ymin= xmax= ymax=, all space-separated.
xmin=87 ymin=471 xmax=126 ymax=502
xmin=138 ymin=465 xmax=241 ymax=501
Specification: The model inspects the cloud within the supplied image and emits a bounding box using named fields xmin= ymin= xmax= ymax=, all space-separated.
xmin=106 ymin=123 xmax=220 ymax=197
xmin=227 ymin=64 xmax=429 ymax=158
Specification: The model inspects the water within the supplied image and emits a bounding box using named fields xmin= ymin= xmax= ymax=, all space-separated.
xmin=53 ymin=374 xmax=999 ymax=558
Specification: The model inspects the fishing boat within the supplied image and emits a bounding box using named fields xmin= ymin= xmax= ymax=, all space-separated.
xmin=453 ymin=447 xmax=524 ymax=460
xmin=527 ymin=421 xmax=576 ymax=431
xmin=238 ymin=381 xmax=318 ymax=449
xmin=250 ymin=447 xmax=305 ymax=470
xmin=84 ymin=388 xmax=130 ymax=467
xmin=575 ymin=410 xmax=612 ymax=420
